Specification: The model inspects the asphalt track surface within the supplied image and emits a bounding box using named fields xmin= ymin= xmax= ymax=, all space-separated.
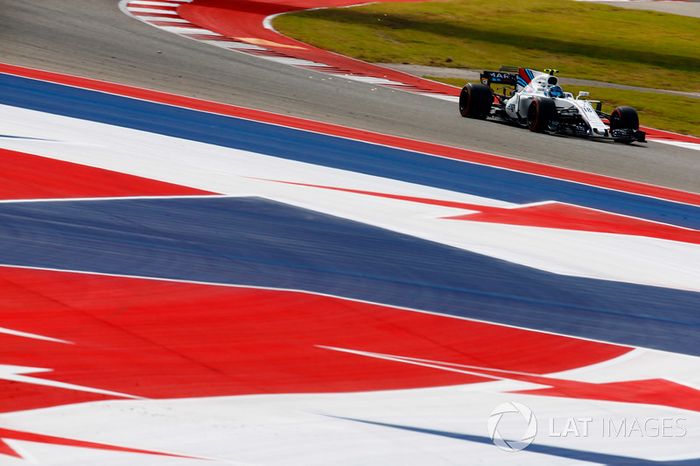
xmin=1 ymin=0 xmax=699 ymax=193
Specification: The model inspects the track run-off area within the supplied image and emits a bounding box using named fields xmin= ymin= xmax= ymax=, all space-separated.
xmin=1 ymin=0 xmax=700 ymax=464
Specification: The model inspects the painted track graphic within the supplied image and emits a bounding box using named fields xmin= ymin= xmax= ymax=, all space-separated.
xmin=1 ymin=62 xmax=699 ymax=464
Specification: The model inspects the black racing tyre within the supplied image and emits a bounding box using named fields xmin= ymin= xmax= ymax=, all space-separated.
xmin=609 ymin=106 xmax=639 ymax=131
xmin=459 ymin=83 xmax=492 ymax=119
xmin=527 ymin=97 xmax=556 ymax=133
xmin=609 ymin=106 xmax=639 ymax=144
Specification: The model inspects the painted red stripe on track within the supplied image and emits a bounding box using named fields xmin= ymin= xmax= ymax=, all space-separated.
xmin=449 ymin=202 xmax=700 ymax=245
xmin=0 ymin=148 xmax=212 ymax=199
xmin=1 ymin=62 xmax=699 ymax=206
xmin=642 ymin=126 xmax=700 ymax=143
xmin=0 ymin=266 xmax=630 ymax=413
xmin=268 ymin=180 xmax=700 ymax=244
xmin=0 ymin=428 xmax=197 ymax=460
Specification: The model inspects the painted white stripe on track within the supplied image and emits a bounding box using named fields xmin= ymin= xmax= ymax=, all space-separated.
xmin=160 ymin=26 xmax=222 ymax=35
xmin=260 ymin=57 xmax=329 ymax=66
xmin=0 ymin=365 xmax=144 ymax=399
xmin=651 ymin=139 xmax=700 ymax=152
xmin=332 ymin=74 xmax=405 ymax=85
xmin=419 ymin=93 xmax=459 ymax=102
xmin=140 ymin=16 xmax=190 ymax=22
xmin=0 ymin=194 xmax=230 ymax=204
xmin=0 ymin=327 xmax=72 ymax=344
xmin=129 ymin=1 xmax=181 ymax=6
xmin=200 ymin=40 xmax=267 ymax=50
xmin=127 ymin=7 xmax=178 ymax=14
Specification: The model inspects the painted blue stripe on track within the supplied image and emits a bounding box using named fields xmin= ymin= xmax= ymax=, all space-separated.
xmin=1 ymin=73 xmax=699 ymax=230
xmin=1 ymin=197 xmax=698 ymax=355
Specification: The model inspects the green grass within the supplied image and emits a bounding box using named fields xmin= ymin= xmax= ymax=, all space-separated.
xmin=428 ymin=76 xmax=700 ymax=136
xmin=274 ymin=0 xmax=700 ymax=92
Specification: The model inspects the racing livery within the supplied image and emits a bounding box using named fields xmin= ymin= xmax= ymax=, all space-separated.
xmin=459 ymin=67 xmax=646 ymax=144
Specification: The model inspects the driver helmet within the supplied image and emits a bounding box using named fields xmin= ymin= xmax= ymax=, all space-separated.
xmin=548 ymin=85 xmax=564 ymax=98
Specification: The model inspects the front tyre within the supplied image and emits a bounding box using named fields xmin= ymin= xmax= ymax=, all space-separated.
xmin=459 ymin=83 xmax=492 ymax=119
xmin=610 ymin=106 xmax=640 ymax=144
xmin=610 ymin=106 xmax=639 ymax=130
xmin=527 ymin=97 xmax=556 ymax=133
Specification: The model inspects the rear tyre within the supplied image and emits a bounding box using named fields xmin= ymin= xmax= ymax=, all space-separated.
xmin=527 ymin=97 xmax=556 ymax=133
xmin=610 ymin=106 xmax=639 ymax=144
xmin=459 ymin=83 xmax=492 ymax=119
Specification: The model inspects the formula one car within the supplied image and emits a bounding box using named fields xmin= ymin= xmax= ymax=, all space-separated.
xmin=459 ymin=67 xmax=646 ymax=143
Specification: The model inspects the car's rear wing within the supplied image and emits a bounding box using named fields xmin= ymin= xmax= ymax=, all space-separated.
xmin=479 ymin=70 xmax=518 ymax=87
xmin=480 ymin=69 xmax=518 ymax=97
xmin=482 ymin=67 xmax=560 ymax=96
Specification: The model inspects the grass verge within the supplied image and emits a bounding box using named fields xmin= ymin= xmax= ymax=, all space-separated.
xmin=274 ymin=0 xmax=699 ymax=92
xmin=428 ymin=77 xmax=699 ymax=136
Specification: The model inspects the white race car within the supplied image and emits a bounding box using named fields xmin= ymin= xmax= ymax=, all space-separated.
xmin=459 ymin=67 xmax=646 ymax=144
